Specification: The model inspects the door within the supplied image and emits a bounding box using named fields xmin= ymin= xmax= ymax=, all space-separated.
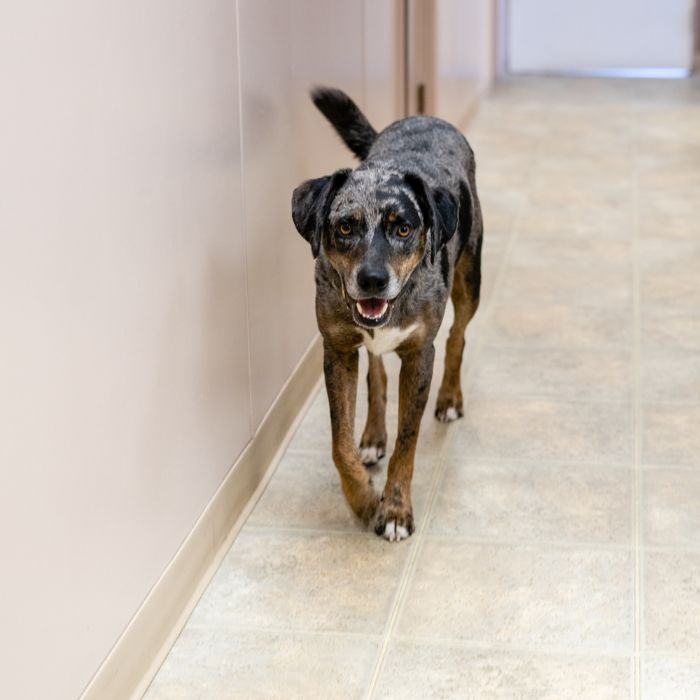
xmin=506 ymin=0 xmax=695 ymax=77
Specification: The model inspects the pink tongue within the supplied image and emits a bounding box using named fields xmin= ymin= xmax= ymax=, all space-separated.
xmin=359 ymin=298 xmax=386 ymax=317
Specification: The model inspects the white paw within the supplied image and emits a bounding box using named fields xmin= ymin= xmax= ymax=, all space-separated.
xmin=360 ymin=445 xmax=384 ymax=465
xmin=382 ymin=520 xmax=410 ymax=542
xmin=436 ymin=405 xmax=460 ymax=423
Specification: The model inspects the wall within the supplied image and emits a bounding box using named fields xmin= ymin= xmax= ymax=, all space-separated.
xmin=434 ymin=0 xmax=497 ymax=128
xmin=0 ymin=1 xmax=401 ymax=698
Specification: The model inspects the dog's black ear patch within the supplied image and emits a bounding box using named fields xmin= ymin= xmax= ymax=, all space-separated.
xmin=291 ymin=169 xmax=350 ymax=257
xmin=433 ymin=187 xmax=458 ymax=254
xmin=404 ymin=174 xmax=458 ymax=264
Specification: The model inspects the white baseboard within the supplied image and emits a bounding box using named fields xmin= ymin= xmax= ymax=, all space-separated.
xmin=79 ymin=335 xmax=324 ymax=700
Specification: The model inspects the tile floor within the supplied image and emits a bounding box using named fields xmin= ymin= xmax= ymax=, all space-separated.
xmin=145 ymin=77 xmax=700 ymax=699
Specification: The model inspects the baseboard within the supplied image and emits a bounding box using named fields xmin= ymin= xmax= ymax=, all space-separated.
xmin=79 ymin=334 xmax=324 ymax=700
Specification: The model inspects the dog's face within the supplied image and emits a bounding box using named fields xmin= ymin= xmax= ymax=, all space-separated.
xmin=292 ymin=169 xmax=457 ymax=329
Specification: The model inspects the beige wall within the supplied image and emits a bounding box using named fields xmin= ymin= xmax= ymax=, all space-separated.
xmin=0 ymin=1 xmax=402 ymax=698
xmin=435 ymin=0 xmax=497 ymax=127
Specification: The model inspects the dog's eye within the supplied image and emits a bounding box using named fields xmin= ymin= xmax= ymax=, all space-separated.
xmin=397 ymin=223 xmax=412 ymax=237
xmin=338 ymin=221 xmax=352 ymax=236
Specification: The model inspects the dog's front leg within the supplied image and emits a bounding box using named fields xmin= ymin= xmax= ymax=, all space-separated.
xmin=375 ymin=343 xmax=435 ymax=541
xmin=323 ymin=343 xmax=380 ymax=524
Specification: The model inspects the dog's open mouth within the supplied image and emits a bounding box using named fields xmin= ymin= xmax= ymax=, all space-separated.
xmin=356 ymin=298 xmax=389 ymax=321
xmin=352 ymin=297 xmax=392 ymax=328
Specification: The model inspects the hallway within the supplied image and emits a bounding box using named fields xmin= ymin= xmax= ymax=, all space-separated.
xmin=145 ymin=76 xmax=700 ymax=699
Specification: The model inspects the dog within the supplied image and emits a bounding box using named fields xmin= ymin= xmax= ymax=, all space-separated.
xmin=291 ymin=88 xmax=483 ymax=542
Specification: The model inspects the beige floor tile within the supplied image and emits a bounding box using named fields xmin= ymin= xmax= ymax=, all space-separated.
xmin=248 ymin=448 xmax=435 ymax=532
xmin=638 ymin=196 xmax=700 ymax=242
xmin=641 ymin=350 xmax=700 ymax=403
xmin=469 ymin=347 xmax=632 ymax=401
xmin=643 ymin=468 xmax=700 ymax=548
xmin=509 ymin=236 xmax=632 ymax=269
xmin=642 ymin=403 xmax=700 ymax=467
xmin=144 ymin=628 xmax=379 ymax=700
xmin=634 ymin=106 xmax=700 ymax=155
xmin=540 ymin=152 xmax=633 ymax=177
xmin=469 ymin=128 xmax=544 ymax=156
xmin=187 ymin=529 xmax=410 ymax=634
xmin=479 ymin=249 xmax=502 ymax=304
xmin=502 ymin=236 xmax=632 ymax=309
xmin=429 ymin=460 xmax=632 ymax=545
xmin=373 ymin=641 xmax=632 ymax=700
xmin=645 ymin=549 xmax=700 ymax=654
xmin=642 ymin=655 xmax=700 ymax=700
xmin=526 ymin=183 xmax=632 ymax=209
xmin=640 ymin=240 xmax=700 ymax=310
xmin=500 ymin=264 xmax=632 ymax=309
xmin=642 ymin=309 xmax=700 ymax=353
xmin=637 ymin=156 xmax=700 ymax=194
xmin=477 ymin=164 xmax=533 ymax=191
xmin=517 ymin=201 xmax=633 ymax=241
xmin=485 ymin=303 xmax=633 ymax=349
xmin=398 ymin=540 xmax=633 ymax=651
xmin=451 ymin=398 xmax=633 ymax=465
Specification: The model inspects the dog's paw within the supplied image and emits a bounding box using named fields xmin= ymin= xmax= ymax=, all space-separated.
xmin=374 ymin=500 xmax=414 ymax=542
xmin=379 ymin=519 xmax=413 ymax=542
xmin=435 ymin=394 xmax=463 ymax=423
xmin=360 ymin=444 xmax=385 ymax=466
xmin=435 ymin=382 xmax=463 ymax=423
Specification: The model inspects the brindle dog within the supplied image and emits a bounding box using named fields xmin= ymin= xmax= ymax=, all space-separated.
xmin=292 ymin=88 xmax=483 ymax=542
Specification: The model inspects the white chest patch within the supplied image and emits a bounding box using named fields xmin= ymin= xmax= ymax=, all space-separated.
xmin=360 ymin=323 xmax=419 ymax=356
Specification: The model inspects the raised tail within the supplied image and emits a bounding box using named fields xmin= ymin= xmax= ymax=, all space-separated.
xmin=311 ymin=87 xmax=378 ymax=160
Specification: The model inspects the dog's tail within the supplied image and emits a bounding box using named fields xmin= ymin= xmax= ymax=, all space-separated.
xmin=311 ymin=87 xmax=378 ymax=160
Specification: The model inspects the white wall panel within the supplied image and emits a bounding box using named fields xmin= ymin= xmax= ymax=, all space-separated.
xmin=0 ymin=3 xmax=249 ymax=698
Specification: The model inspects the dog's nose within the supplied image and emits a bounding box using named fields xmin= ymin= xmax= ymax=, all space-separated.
xmin=357 ymin=265 xmax=390 ymax=295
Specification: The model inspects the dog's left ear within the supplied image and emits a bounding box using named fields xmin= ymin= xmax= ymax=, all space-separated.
xmin=404 ymin=173 xmax=458 ymax=264
xmin=292 ymin=169 xmax=350 ymax=257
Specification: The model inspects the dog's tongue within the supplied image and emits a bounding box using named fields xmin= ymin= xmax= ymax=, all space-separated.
xmin=357 ymin=297 xmax=389 ymax=320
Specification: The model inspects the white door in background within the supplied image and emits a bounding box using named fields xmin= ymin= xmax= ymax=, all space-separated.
xmin=507 ymin=0 xmax=696 ymax=76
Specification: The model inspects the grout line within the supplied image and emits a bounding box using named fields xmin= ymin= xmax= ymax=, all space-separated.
xmin=391 ymin=633 xmax=634 ymax=659
xmin=243 ymin=522 xmax=638 ymax=553
xmin=631 ymin=112 xmax=643 ymax=700
xmin=185 ymin=623 xmax=383 ymax=641
xmin=309 ymin=393 xmax=639 ymax=408
xmin=364 ymin=163 xmax=530 ymax=699
xmin=286 ymin=445 xmax=635 ymax=470
xmin=241 ymin=524 xmax=379 ymax=539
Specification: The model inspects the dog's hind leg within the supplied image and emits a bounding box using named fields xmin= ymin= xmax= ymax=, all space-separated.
xmin=323 ymin=343 xmax=380 ymax=524
xmin=359 ymin=352 xmax=388 ymax=466
xmin=435 ymin=247 xmax=481 ymax=422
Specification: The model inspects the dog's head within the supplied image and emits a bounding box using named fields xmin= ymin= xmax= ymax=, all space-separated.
xmin=292 ymin=168 xmax=458 ymax=328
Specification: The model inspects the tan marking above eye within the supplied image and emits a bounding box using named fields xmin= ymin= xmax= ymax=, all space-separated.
xmin=387 ymin=211 xmax=398 ymax=222
xmin=397 ymin=223 xmax=412 ymax=237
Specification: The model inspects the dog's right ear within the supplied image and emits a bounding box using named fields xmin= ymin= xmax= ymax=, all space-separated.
xmin=291 ymin=169 xmax=350 ymax=257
